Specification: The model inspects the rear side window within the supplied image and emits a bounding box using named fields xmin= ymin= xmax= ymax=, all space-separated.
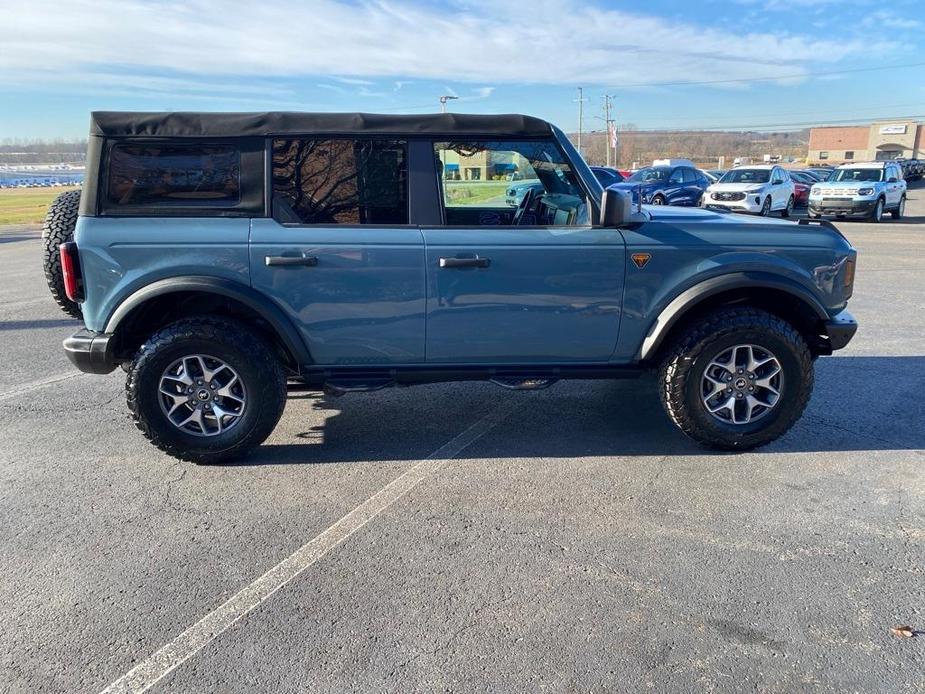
xmin=272 ymin=139 xmax=408 ymax=225
xmin=107 ymin=144 xmax=240 ymax=206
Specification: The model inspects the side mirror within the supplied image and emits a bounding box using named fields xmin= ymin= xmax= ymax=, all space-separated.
xmin=888 ymin=177 xmax=897 ymax=183
xmin=600 ymin=188 xmax=633 ymax=227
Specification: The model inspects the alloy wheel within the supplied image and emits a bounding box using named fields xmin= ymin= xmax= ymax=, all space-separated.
xmin=701 ymin=344 xmax=783 ymax=425
xmin=158 ymin=354 xmax=247 ymax=436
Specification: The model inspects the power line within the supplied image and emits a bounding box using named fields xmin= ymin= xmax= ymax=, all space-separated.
xmin=612 ymin=114 xmax=925 ymax=133
xmin=610 ymin=61 xmax=925 ymax=89
xmin=623 ymin=102 xmax=925 ymax=125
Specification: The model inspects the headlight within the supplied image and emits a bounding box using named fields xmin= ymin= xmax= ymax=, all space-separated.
xmin=858 ymin=187 xmax=874 ymax=196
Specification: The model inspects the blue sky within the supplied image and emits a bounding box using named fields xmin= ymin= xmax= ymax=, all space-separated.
xmin=1 ymin=0 xmax=924 ymax=139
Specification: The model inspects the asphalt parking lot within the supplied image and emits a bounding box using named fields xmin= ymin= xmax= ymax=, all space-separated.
xmin=1 ymin=190 xmax=923 ymax=693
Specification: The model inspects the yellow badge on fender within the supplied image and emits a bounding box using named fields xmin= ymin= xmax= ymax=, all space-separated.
xmin=631 ymin=253 xmax=651 ymax=269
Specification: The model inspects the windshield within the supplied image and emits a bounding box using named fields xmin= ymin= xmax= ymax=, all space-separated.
xmin=627 ymin=167 xmax=669 ymax=183
xmin=831 ymin=168 xmax=883 ymax=183
xmin=719 ymin=169 xmax=771 ymax=184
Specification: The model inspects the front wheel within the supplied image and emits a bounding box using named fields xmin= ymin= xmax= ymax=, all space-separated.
xmin=759 ymin=196 xmax=771 ymax=216
xmin=869 ymin=197 xmax=884 ymax=223
xmin=126 ymin=317 xmax=286 ymax=464
xmin=781 ymin=195 xmax=794 ymax=218
xmin=658 ymin=307 xmax=814 ymax=450
xmin=651 ymin=194 xmax=666 ymax=205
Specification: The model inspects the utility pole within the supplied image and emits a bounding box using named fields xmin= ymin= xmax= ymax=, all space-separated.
xmin=602 ymin=94 xmax=617 ymax=168
xmin=439 ymin=95 xmax=459 ymax=113
xmin=574 ymin=87 xmax=587 ymax=155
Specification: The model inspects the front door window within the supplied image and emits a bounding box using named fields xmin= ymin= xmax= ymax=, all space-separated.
xmin=434 ymin=140 xmax=589 ymax=227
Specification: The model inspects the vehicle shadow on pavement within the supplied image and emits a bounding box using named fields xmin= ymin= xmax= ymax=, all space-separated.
xmin=0 ymin=319 xmax=80 ymax=331
xmin=239 ymin=355 xmax=925 ymax=465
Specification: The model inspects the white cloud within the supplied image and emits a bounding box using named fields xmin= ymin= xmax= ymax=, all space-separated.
xmin=0 ymin=0 xmax=882 ymax=99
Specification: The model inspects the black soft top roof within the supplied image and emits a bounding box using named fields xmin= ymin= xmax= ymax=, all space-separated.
xmin=90 ymin=111 xmax=554 ymax=138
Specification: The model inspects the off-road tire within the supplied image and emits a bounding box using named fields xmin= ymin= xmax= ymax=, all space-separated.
xmin=658 ymin=307 xmax=814 ymax=450
xmin=126 ymin=317 xmax=286 ymax=464
xmin=41 ymin=189 xmax=82 ymax=318
xmin=891 ymin=195 xmax=905 ymax=220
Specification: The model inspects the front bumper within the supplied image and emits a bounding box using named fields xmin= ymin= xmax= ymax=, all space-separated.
xmin=63 ymin=329 xmax=118 ymax=374
xmin=704 ymin=194 xmax=763 ymax=213
xmin=821 ymin=309 xmax=858 ymax=352
xmin=809 ymin=199 xmax=875 ymax=217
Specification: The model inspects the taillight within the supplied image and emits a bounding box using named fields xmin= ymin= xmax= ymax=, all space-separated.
xmin=59 ymin=242 xmax=83 ymax=303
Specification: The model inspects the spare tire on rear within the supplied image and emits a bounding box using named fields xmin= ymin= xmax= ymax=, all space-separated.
xmin=41 ymin=189 xmax=82 ymax=319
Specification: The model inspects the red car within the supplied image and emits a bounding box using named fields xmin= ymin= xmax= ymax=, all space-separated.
xmin=788 ymin=170 xmax=817 ymax=207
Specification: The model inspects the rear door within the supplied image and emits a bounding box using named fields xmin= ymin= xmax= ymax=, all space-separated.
xmin=422 ymin=139 xmax=625 ymax=363
xmin=250 ymin=137 xmax=426 ymax=366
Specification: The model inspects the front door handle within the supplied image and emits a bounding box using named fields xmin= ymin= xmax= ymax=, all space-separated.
xmin=439 ymin=256 xmax=491 ymax=269
xmin=265 ymin=253 xmax=318 ymax=267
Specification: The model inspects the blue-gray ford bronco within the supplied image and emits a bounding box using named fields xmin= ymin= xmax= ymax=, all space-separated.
xmin=47 ymin=111 xmax=858 ymax=463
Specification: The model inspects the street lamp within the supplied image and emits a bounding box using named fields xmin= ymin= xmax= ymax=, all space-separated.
xmin=439 ymin=95 xmax=459 ymax=113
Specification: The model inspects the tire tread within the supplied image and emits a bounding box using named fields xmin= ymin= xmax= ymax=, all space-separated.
xmin=41 ymin=189 xmax=82 ymax=319
xmin=657 ymin=307 xmax=814 ymax=450
xmin=125 ymin=316 xmax=286 ymax=464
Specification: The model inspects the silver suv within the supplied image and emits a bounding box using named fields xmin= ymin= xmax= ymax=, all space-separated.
xmin=808 ymin=162 xmax=907 ymax=222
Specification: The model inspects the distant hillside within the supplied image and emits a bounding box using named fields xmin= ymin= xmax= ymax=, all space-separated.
xmin=0 ymin=140 xmax=87 ymax=165
xmin=571 ymin=129 xmax=810 ymax=168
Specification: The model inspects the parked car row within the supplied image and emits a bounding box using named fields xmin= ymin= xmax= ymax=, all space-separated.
xmin=578 ymin=151 xmax=914 ymax=224
xmin=895 ymin=158 xmax=924 ymax=181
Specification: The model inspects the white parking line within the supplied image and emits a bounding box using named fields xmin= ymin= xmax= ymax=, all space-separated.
xmin=0 ymin=371 xmax=82 ymax=402
xmin=98 ymin=401 xmax=518 ymax=694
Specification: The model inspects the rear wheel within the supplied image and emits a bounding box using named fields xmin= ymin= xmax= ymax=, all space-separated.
xmin=126 ymin=317 xmax=286 ymax=464
xmin=658 ymin=307 xmax=814 ymax=450
xmin=891 ymin=195 xmax=905 ymax=220
xmin=41 ymin=189 xmax=82 ymax=319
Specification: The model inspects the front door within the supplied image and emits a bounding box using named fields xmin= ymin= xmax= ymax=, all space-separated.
xmin=250 ymin=137 xmax=426 ymax=366
xmin=423 ymin=139 xmax=625 ymax=363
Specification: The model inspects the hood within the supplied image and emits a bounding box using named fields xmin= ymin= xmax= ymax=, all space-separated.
xmin=708 ymin=182 xmax=768 ymax=192
xmin=812 ymin=180 xmax=873 ymax=189
xmin=644 ymin=204 xmax=785 ymax=225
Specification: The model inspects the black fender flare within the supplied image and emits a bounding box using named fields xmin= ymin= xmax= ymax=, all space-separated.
xmin=638 ymin=271 xmax=829 ymax=361
xmin=104 ymin=276 xmax=312 ymax=365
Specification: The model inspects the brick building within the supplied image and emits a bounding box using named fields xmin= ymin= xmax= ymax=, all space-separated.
xmin=807 ymin=119 xmax=924 ymax=164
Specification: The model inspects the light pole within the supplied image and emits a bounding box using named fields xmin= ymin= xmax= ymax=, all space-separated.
xmin=439 ymin=95 xmax=459 ymax=113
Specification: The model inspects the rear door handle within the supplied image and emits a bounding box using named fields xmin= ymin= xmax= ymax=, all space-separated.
xmin=265 ymin=253 xmax=318 ymax=267
xmin=439 ymin=256 xmax=491 ymax=269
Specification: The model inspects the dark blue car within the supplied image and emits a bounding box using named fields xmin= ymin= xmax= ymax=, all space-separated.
xmin=589 ymin=166 xmax=624 ymax=188
xmin=611 ymin=165 xmax=710 ymax=206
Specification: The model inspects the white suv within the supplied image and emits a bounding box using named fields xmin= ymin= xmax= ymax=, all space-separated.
xmin=702 ymin=165 xmax=795 ymax=216
xmin=808 ymin=162 xmax=907 ymax=222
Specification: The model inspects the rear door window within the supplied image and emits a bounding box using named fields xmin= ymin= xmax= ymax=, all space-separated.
xmin=107 ymin=144 xmax=240 ymax=206
xmin=271 ymin=138 xmax=408 ymax=225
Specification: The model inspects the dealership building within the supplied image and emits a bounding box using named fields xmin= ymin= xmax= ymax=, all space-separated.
xmin=807 ymin=119 xmax=924 ymax=165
